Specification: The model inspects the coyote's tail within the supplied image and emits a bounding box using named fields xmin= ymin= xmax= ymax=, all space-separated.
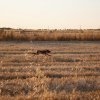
xmin=32 ymin=52 xmax=38 ymax=55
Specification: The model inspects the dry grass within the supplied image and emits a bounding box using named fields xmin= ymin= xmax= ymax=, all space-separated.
xmin=0 ymin=29 xmax=100 ymax=41
xmin=0 ymin=41 xmax=100 ymax=100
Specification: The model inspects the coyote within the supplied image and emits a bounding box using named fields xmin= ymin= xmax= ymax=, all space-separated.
xmin=36 ymin=49 xmax=51 ymax=55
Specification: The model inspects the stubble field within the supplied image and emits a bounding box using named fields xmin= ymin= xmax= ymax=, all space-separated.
xmin=0 ymin=41 xmax=100 ymax=100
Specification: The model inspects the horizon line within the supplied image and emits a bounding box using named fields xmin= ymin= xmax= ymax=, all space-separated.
xmin=0 ymin=27 xmax=100 ymax=30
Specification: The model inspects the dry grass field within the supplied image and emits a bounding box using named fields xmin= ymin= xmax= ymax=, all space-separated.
xmin=0 ymin=29 xmax=100 ymax=41
xmin=0 ymin=41 xmax=100 ymax=100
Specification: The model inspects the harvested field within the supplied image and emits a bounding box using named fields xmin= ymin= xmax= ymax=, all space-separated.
xmin=0 ymin=41 xmax=100 ymax=100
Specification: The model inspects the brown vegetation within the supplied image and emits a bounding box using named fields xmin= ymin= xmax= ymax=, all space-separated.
xmin=0 ymin=41 xmax=100 ymax=99
xmin=0 ymin=28 xmax=100 ymax=41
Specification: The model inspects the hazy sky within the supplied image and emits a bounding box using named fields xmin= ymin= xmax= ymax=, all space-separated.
xmin=0 ymin=0 xmax=100 ymax=29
